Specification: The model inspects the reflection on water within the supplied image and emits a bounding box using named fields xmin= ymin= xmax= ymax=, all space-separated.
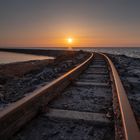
xmin=0 ymin=51 xmax=54 ymax=64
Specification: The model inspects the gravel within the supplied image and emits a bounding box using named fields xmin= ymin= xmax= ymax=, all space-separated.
xmin=0 ymin=51 xmax=89 ymax=107
xmin=108 ymin=54 xmax=140 ymax=127
xmin=12 ymin=115 xmax=114 ymax=140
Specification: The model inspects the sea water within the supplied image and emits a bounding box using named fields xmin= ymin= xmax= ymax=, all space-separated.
xmin=0 ymin=51 xmax=54 ymax=64
xmin=26 ymin=47 xmax=140 ymax=58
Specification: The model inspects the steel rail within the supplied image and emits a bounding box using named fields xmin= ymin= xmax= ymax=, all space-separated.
xmin=0 ymin=53 xmax=94 ymax=140
xmin=99 ymin=53 xmax=140 ymax=140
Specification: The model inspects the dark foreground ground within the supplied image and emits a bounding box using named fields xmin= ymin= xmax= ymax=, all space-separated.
xmin=12 ymin=53 xmax=114 ymax=140
xmin=13 ymin=116 xmax=113 ymax=140
xmin=13 ymin=53 xmax=140 ymax=140
xmin=0 ymin=50 xmax=89 ymax=108
xmin=0 ymin=50 xmax=139 ymax=140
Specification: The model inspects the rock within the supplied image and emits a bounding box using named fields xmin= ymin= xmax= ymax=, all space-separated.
xmin=88 ymin=127 xmax=94 ymax=136
xmin=0 ymin=93 xmax=4 ymax=100
xmin=66 ymin=128 xmax=73 ymax=133
xmin=0 ymin=85 xmax=3 ymax=88
xmin=70 ymin=124 xmax=76 ymax=129
xmin=31 ymin=79 xmax=40 ymax=85
xmin=126 ymin=77 xmax=140 ymax=86
xmin=106 ymin=112 xmax=112 ymax=119
xmin=50 ymin=131 xmax=59 ymax=137
xmin=0 ymin=76 xmax=8 ymax=84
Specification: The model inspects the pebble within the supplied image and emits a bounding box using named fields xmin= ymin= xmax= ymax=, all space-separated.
xmin=0 ymin=76 xmax=8 ymax=84
xmin=0 ymin=85 xmax=3 ymax=88
xmin=106 ymin=112 xmax=112 ymax=119
xmin=0 ymin=93 xmax=4 ymax=100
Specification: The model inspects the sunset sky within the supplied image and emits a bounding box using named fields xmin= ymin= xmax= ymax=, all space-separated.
xmin=0 ymin=0 xmax=140 ymax=48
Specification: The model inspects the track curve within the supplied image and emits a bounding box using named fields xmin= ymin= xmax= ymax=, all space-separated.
xmin=0 ymin=52 xmax=140 ymax=140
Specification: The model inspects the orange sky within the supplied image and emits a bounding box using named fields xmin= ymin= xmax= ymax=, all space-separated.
xmin=1 ymin=37 xmax=140 ymax=48
xmin=0 ymin=0 xmax=140 ymax=48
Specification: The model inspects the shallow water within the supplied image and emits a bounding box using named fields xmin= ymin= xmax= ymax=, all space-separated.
xmin=0 ymin=51 xmax=54 ymax=64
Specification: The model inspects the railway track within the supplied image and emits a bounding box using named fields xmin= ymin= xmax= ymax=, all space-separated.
xmin=0 ymin=53 xmax=140 ymax=140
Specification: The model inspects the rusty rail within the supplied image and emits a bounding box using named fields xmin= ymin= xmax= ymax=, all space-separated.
xmin=99 ymin=53 xmax=140 ymax=140
xmin=1 ymin=52 xmax=139 ymax=140
xmin=0 ymin=53 xmax=94 ymax=140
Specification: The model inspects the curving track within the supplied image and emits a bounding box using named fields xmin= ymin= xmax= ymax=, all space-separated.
xmin=0 ymin=53 xmax=140 ymax=140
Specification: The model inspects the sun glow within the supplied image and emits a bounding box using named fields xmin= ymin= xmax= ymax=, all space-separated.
xmin=67 ymin=37 xmax=73 ymax=44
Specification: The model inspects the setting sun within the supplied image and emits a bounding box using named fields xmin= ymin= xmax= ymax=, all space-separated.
xmin=67 ymin=37 xmax=73 ymax=44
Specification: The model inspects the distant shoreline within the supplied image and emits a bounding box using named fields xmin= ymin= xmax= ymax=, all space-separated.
xmin=0 ymin=46 xmax=140 ymax=49
xmin=0 ymin=47 xmax=140 ymax=59
xmin=0 ymin=48 xmax=78 ymax=57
